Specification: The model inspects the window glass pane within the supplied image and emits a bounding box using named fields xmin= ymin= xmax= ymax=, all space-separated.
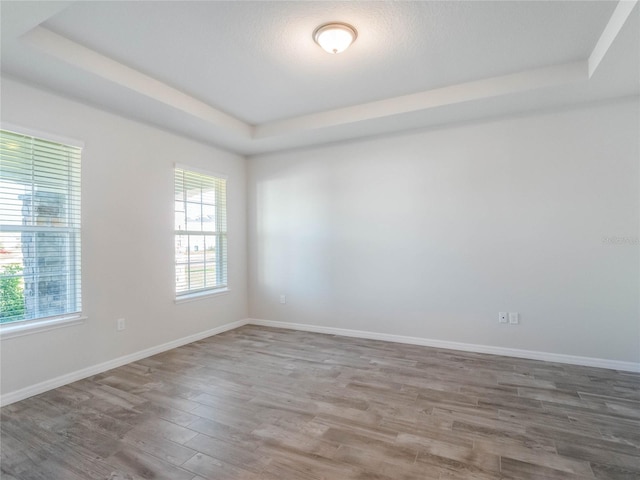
xmin=205 ymin=265 xmax=217 ymax=288
xmin=174 ymin=201 xmax=186 ymax=231
xmin=0 ymin=232 xmax=25 ymax=323
xmin=189 ymin=263 xmax=205 ymax=291
xmin=175 ymin=234 xmax=189 ymax=262
xmin=189 ymin=235 xmax=205 ymax=263
xmin=218 ymin=235 xmax=228 ymax=285
xmin=204 ymin=235 xmax=217 ymax=263
xmin=175 ymin=263 xmax=189 ymax=294
xmin=31 ymin=232 xmax=70 ymax=318
xmin=186 ymin=202 xmax=202 ymax=232
xmin=174 ymin=180 xmax=184 ymax=202
xmin=175 ymin=228 xmax=190 ymax=293
xmin=201 ymin=187 xmax=216 ymax=205
xmin=0 ymin=130 xmax=82 ymax=324
xmin=33 ymin=191 xmax=68 ymax=227
xmin=0 ymin=181 xmax=29 ymax=226
xmin=175 ymin=167 xmax=226 ymax=296
xmin=202 ymin=204 xmax=215 ymax=232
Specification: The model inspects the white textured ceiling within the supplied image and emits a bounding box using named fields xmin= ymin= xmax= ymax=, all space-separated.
xmin=1 ymin=1 xmax=638 ymax=155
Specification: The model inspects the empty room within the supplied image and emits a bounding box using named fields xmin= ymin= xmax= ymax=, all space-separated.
xmin=1 ymin=1 xmax=639 ymax=479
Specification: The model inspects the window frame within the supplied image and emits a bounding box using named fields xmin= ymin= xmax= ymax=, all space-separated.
xmin=0 ymin=124 xmax=86 ymax=340
xmin=174 ymin=164 xmax=228 ymax=302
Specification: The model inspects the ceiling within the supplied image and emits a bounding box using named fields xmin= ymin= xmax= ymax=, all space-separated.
xmin=1 ymin=1 xmax=638 ymax=155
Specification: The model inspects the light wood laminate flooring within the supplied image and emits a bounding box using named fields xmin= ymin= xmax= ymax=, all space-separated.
xmin=1 ymin=325 xmax=639 ymax=479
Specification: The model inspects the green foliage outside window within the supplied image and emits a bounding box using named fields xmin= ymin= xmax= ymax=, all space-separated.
xmin=0 ymin=264 xmax=25 ymax=323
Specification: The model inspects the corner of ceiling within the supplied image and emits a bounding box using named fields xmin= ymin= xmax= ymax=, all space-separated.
xmin=588 ymin=0 xmax=638 ymax=78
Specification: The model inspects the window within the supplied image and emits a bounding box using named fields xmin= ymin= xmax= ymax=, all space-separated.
xmin=0 ymin=129 xmax=82 ymax=327
xmin=174 ymin=166 xmax=227 ymax=297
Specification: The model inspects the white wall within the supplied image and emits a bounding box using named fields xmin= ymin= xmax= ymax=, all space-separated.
xmin=1 ymin=78 xmax=637 ymax=403
xmin=1 ymin=78 xmax=248 ymax=396
xmin=248 ymin=98 xmax=640 ymax=363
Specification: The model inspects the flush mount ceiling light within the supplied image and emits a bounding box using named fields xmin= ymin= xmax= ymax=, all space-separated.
xmin=313 ymin=22 xmax=357 ymax=54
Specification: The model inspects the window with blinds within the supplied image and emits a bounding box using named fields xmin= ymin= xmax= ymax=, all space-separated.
xmin=174 ymin=166 xmax=227 ymax=297
xmin=0 ymin=129 xmax=82 ymax=325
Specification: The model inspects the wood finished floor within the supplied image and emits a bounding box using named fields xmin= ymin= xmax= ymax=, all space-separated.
xmin=1 ymin=325 xmax=639 ymax=480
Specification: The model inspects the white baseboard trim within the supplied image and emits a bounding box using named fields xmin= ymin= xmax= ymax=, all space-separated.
xmin=0 ymin=318 xmax=250 ymax=407
xmin=247 ymin=318 xmax=640 ymax=373
xmin=4 ymin=316 xmax=638 ymax=406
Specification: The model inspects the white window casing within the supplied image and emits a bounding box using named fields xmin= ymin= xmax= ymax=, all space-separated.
xmin=0 ymin=128 xmax=84 ymax=337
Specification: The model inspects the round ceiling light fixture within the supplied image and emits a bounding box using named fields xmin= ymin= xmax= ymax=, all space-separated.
xmin=313 ymin=22 xmax=357 ymax=54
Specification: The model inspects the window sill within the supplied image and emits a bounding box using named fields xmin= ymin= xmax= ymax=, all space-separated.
xmin=0 ymin=314 xmax=87 ymax=340
xmin=175 ymin=288 xmax=230 ymax=304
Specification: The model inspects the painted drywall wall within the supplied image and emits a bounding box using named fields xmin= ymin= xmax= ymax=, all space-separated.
xmin=0 ymin=78 xmax=248 ymax=395
xmin=248 ymin=98 xmax=640 ymax=363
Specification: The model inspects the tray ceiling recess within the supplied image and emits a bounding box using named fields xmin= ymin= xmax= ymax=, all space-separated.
xmin=1 ymin=1 xmax=638 ymax=154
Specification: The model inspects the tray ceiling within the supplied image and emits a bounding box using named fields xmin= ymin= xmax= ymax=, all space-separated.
xmin=1 ymin=1 xmax=638 ymax=154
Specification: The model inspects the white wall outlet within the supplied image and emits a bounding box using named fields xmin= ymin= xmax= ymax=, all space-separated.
xmin=498 ymin=312 xmax=508 ymax=324
xmin=117 ymin=318 xmax=126 ymax=331
xmin=279 ymin=295 xmax=286 ymax=304
xmin=508 ymin=312 xmax=519 ymax=325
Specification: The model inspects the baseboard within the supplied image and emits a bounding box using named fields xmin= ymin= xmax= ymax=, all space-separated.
xmin=4 ymin=316 xmax=637 ymax=406
xmin=247 ymin=318 xmax=640 ymax=373
xmin=0 ymin=318 xmax=250 ymax=406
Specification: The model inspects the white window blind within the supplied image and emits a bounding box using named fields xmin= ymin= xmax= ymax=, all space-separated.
xmin=175 ymin=167 xmax=227 ymax=296
xmin=0 ymin=129 xmax=82 ymax=325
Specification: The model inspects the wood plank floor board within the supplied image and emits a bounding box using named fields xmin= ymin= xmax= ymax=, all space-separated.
xmin=181 ymin=451 xmax=257 ymax=479
xmin=473 ymin=439 xmax=595 ymax=477
xmin=105 ymin=445 xmax=196 ymax=480
xmin=2 ymin=325 xmax=639 ymax=479
xmin=590 ymin=462 xmax=640 ymax=480
xmin=121 ymin=427 xmax=199 ymax=466
xmin=499 ymin=457 xmax=590 ymax=480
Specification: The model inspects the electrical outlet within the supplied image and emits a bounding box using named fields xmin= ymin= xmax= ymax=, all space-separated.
xmin=117 ymin=318 xmax=126 ymax=331
xmin=508 ymin=312 xmax=519 ymax=325
xmin=498 ymin=312 xmax=508 ymax=324
xmin=279 ymin=295 xmax=286 ymax=304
